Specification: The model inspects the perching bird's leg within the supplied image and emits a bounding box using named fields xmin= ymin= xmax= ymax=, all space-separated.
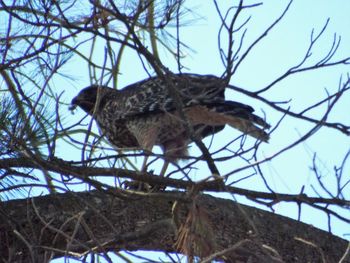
xmin=134 ymin=125 xmax=158 ymax=173
xmin=159 ymin=160 xmax=170 ymax=177
xmin=128 ymin=124 xmax=160 ymax=188
xmin=136 ymin=145 xmax=158 ymax=190
xmin=140 ymin=154 xmax=150 ymax=173
xmin=124 ymin=152 xmax=152 ymax=191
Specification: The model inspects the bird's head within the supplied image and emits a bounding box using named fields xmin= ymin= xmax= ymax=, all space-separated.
xmin=69 ymin=85 xmax=108 ymax=114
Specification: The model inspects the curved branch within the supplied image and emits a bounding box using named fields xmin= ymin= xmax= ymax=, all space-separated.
xmin=0 ymin=190 xmax=348 ymax=262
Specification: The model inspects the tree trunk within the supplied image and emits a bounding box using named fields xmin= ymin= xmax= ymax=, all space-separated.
xmin=0 ymin=190 xmax=348 ymax=262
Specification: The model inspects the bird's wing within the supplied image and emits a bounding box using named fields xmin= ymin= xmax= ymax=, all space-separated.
xmin=113 ymin=74 xmax=227 ymax=118
xmin=101 ymin=74 xmax=269 ymax=141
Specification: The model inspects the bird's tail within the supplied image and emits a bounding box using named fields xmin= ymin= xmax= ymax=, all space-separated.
xmin=220 ymin=114 xmax=270 ymax=142
xmin=215 ymin=101 xmax=270 ymax=142
xmin=185 ymin=102 xmax=270 ymax=142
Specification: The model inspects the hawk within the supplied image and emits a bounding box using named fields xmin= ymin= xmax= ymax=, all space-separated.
xmin=70 ymin=74 xmax=270 ymax=174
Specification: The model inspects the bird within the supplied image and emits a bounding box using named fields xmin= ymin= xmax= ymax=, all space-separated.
xmin=70 ymin=73 xmax=270 ymax=176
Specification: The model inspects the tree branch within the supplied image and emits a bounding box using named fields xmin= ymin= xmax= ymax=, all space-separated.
xmin=0 ymin=190 xmax=348 ymax=262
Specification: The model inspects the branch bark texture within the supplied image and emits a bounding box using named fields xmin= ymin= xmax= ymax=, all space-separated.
xmin=0 ymin=190 xmax=348 ymax=262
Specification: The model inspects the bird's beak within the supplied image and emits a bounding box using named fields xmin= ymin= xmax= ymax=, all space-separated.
xmin=69 ymin=97 xmax=78 ymax=112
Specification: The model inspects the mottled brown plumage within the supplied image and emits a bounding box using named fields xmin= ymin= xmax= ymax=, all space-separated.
xmin=70 ymin=74 xmax=270 ymax=164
